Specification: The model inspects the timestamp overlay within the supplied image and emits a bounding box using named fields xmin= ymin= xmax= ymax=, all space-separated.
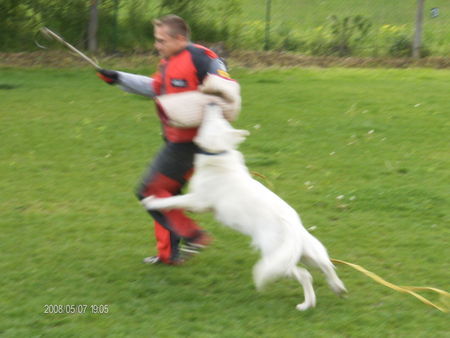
xmin=43 ymin=304 xmax=109 ymax=314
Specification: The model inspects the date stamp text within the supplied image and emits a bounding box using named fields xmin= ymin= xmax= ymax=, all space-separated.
xmin=43 ymin=304 xmax=109 ymax=314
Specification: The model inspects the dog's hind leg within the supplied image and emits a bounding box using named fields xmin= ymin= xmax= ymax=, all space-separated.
xmin=291 ymin=267 xmax=316 ymax=311
xmin=302 ymin=235 xmax=347 ymax=296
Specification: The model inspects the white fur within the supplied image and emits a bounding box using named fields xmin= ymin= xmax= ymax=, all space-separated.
xmin=142 ymin=104 xmax=346 ymax=311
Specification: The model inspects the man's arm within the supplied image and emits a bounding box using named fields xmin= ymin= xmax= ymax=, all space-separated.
xmin=97 ymin=69 xmax=156 ymax=98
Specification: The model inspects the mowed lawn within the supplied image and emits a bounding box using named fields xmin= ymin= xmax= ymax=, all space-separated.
xmin=0 ymin=66 xmax=449 ymax=337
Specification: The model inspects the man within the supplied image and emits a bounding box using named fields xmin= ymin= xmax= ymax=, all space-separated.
xmin=97 ymin=15 xmax=232 ymax=265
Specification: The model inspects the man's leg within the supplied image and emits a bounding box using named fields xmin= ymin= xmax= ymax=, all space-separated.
xmin=153 ymin=221 xmax=179 ymax=263
xmin=136 ymin=141 xmax=206 ymax=264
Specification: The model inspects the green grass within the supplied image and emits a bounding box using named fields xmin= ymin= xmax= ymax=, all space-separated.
xmin=1 ymin=66 xmax=449 ymax=337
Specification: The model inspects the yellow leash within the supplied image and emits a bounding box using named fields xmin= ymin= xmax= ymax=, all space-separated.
xmin=249 ymin=171 xmax=449 ymax=312
xmin=331 ymin=259 xmax=450 ymax=313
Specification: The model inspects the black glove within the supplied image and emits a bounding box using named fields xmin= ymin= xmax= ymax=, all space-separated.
xmin=96 ymin=69 xmax=119 ymax=85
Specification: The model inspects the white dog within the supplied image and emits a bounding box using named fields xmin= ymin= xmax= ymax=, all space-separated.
xmin=142 ymin=104 xmax=346 ymax=311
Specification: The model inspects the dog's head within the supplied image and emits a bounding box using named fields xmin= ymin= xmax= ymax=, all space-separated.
xmin=194 ymin=104 xmax=249 ymax=153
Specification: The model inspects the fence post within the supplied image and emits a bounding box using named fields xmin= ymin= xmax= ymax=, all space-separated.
xmin=88 ymin=0 xmax=100 ymax=53
xmin=264 ymin=0 xmax=271 ymax=50
xmin=413 ymin=0 xmax=425 ymax=58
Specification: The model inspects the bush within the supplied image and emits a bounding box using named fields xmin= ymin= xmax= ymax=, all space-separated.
xmin=0 ymin=2 xmax=38 ymax=51
xmin=327 ymin=15 xmax=372 ymax=56
xmin=305 ymin=15 xmax=372 ymax=57
xmin=118 ymin=0 xmax=154 ymax=51
xmin=225 ymin=20 xmax=265 ymax=50
xmin=273 ymin=25 xmax=307 ymax=52
xmin=387 ymin=34 xmax=430 ymax=58
xmin=388 ymin=35 xmax=412 ymax=57
xmin=158 ymin=0 xmax=242 ymax=47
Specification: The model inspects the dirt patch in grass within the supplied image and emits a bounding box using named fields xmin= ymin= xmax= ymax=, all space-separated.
xmin=1 ymin=50 xmax=449 ymax=69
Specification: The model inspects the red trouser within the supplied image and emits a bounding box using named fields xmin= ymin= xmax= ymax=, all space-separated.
xmin=136 ymin=141 xmax=201 ymax=263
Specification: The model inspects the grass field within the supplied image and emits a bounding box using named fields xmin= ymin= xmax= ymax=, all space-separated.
xmin=1 ymin=66 xmax=449 ymax=337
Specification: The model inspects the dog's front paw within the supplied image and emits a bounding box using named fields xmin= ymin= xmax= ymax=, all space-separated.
xmin=141 ymin=195 xmax=158 ymax=209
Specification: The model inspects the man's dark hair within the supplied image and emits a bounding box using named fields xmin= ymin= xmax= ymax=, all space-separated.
xmin=153 ymin=15 xmax=191 ymax=39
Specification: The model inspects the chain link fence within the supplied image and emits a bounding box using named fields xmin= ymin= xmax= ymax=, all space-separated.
xmin=237 ymin=0 xmax=450 ymax=57
xmin=235 ymin=0 xmax=449 ymax=57
xmin=1 ymin=0 xmax=449 ymax=57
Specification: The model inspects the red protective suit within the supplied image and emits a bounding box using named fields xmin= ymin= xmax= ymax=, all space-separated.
xmin=136 ymin=44 xmax=230 ymax=263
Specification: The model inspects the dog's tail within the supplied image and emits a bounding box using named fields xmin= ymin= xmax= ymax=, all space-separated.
xmin=301 ymin=233 xmax=347 ymax=296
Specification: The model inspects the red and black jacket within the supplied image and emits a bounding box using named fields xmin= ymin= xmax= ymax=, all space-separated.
xmin=152 ymin=44 xmax=229 ymax=143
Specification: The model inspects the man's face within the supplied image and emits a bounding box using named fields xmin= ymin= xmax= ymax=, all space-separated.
xmin=154 ymin=25 xmax=187 ymax=58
